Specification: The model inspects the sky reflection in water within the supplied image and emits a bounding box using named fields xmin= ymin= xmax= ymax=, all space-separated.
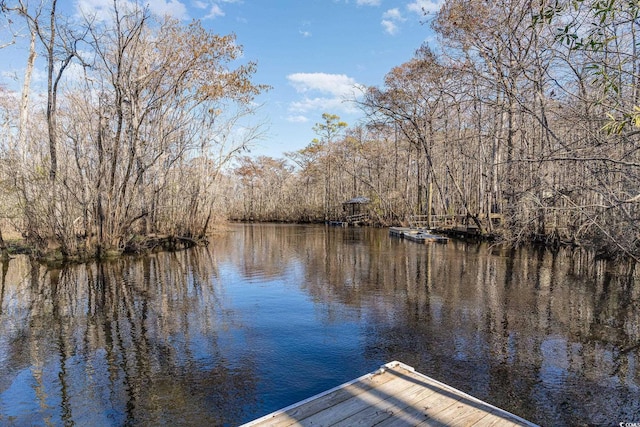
xmin=0 ymin=223 xmax=638 ymax=426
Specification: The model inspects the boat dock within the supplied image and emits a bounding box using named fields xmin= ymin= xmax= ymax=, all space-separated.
xmin=241 ymin=361 xmax=537 ymax=427
xmin=328 ymin=213 xmax=370 ymax=227
xmin=389 ymin=227 xmax=449 ymax=244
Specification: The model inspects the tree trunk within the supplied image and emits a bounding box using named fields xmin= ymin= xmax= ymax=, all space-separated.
xmin=0 ymin=227 xmax=9 ymax=261
xmin=19 ymin=29 xmax=36 ymax=161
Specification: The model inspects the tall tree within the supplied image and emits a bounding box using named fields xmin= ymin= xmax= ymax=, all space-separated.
xmin=312 ymin=113 xmax=347 ymax=220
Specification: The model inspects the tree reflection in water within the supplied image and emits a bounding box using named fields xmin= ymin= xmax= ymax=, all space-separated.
xmin=0 ymin=248 xmax=258 ymax=426
xmin=0 ymin=224 xmax=638 ymax=426
xmin=302 ymin=229 xmax=640 ymax=426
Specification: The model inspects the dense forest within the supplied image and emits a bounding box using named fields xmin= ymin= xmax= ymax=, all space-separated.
xmin=0 ymin=0 xmax=268 ymax=259
xmin=228 ymin=1 xmax=640 ymax=260
xmin=1 ymin=0 xmax=640 ymax=260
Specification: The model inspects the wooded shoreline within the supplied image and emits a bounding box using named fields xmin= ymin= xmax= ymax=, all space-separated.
xmin=0 ymin=228 xmax=207 ymax=264
xmin=2 ymin=1 xmax=640 ymax=262
xmin=0 ymin=209 xmax=633 ymax=264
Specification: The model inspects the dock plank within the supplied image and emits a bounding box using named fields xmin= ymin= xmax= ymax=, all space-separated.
xmin=375 ymin=388 xmax=462 ymax=427
xmin=297 ymin=374 xmax=425 ymax=426
xmin=332 ymin=382 xmax=437 ymax=427
xmin=470 ymin=411 xmax=526 ymax=427
xmin=241 ymin=361 xmax=538 ymax=427
xmin=417 ymin=402 xmax=490 ymax=427
xmin=267 ymin=369 xmax=399 ymax=427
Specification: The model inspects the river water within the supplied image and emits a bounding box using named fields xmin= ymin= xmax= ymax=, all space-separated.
xmin=0 ymin=223 xmax=638 ymax=426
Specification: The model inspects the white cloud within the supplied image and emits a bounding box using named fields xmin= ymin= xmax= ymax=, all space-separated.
xmin=356 ymin=0 xmax=381 ymax=5
xmin=288 ymin=73 xmax=362 ymax=97
xmin=0 ymin=70 xmax=18 ymax=83
xmin=286 ymin=115 xmax=309 ymax=123
xmin=383 ymin=8 xmax=404 ymax=20
xmin=205 ymin=4 xmax=225 ymax=19
xmin=2 ymin=65 xmax=47 ymax=88
xmin=76 ymin=0 xmax=116 ymax=21
xmin=407 ymin=0 xmax=444 ymax=15
xmin=381 ymin=8 xmax=405 ymax=35
xmin=194 ymin=0 xmax=243 ymax=20
xmin=290 ymin=97 xmax=347 ymax=114
xmin=299 ymin=21 xmax=312 ymax=38
xmin=381 ymin=19 xmax=398 ymax=35
xmin=60 ymin=62 xmax=88 ymax=85
xmin=287 ymin=73 xmax=363 ymax=115
xmin=147 ymin=0 xmax=188 ymax=19
xmin=76 ymin=0 xmax=188 ymax=21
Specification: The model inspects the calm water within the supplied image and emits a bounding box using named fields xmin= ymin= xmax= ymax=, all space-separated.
xmin=0 ymin=224 xmax=639 ymax=426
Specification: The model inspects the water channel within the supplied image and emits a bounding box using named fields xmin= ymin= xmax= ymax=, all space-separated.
xmin=0 ymin=223 xmax=639 ymax=426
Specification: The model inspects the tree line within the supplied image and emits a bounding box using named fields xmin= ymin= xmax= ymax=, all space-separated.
xmin=0 ymin=0 xmax=267 ymax=260
xmin=227 ymin=0 xmax=640 ymax=260
xmin=1 ymin=0 xmax=639 ymax=261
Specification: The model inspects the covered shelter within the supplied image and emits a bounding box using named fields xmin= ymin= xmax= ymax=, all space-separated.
xmin=342 ymin=196 xmax=370 ymax=217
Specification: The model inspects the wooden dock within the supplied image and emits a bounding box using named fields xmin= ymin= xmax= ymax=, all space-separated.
xmin=406 ymin=214 xmax=505 ymax=237
xmin=389 ymin=227 xmax=449 ymax=244
xmin=241 ymin=361 xmax=537 ymax=427
xmin=328 ymin=213 xmax=370 ymax=227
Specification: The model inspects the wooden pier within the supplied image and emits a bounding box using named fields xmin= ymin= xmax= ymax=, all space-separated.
xmin=241 ymin=361 xmax=537 ymax=427
xmin=328 ymin=213 xmax=370 ymax=227
xmin=408 ymin=215 xmax=481 ymax=236
xmin=389 ymin=227 xmax=449 ymax=244
xmin=407 ymin=214 xmax=505 ymax=237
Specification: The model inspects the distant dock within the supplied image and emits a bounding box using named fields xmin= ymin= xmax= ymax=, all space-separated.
xmin=328 ymin=213 xmax=370 ymax=227
xmin=241 ymin=361 xmax=537 ymax=426
xmin=389 ymin=227 xmax=449 ymax=244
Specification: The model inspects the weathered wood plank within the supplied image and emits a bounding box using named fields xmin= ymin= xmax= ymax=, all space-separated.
xmin=470 ymin=411 xmax=527 ymax=427
xmin=265 ymin=370 xmax=399 ymax=427
xmin=297 ymin=374 xmax=424 ymax=425
xmin=374 ymin=389 xmax=461 ymax=427
xmin=240 ymin=361 xmax=538 ymax=427
xmin=418 ymin=401 xmax=492 ymax=427
xmin=332 ymin=382 xmax=438 ymax=427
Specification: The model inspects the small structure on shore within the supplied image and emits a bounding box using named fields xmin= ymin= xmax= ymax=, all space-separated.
xmin=342 ymin=196 xmax=370 ymax=217
xmin=329 ymin=196 xmax=371 ymax=226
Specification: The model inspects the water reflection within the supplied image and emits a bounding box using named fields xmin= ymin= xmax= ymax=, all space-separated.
xmin=0 ymin=249 xmax=258 ymax=426
xmin=0 ymin=224 xmax=639 ymax=426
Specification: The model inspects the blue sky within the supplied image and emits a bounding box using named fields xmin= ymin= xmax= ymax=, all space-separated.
xmin=1 ymin=0 xmax=443 ymax=158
